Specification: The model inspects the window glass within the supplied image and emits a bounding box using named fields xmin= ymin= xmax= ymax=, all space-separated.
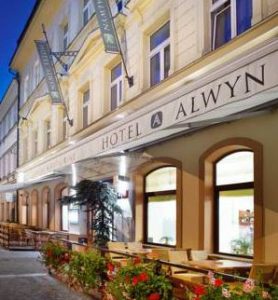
xmin=150 ymin=21 xmax=170 ymax=51
xmin=216 ymin=150 xmax=254 ymax=257
xmin=145 ymin=166 xmax=177 ymax=246
xmin=63 ymin=23 xmax=69 ymax=50
xmin=218 ymin=189 xmax=254 ymax=256
xmin=110 ymin=63 xmax=123 ymax=111
xmin=236 ymin=0 xmax=252 ymax=35
xmin=213 ymin=3 xmax=231 ymax=49
xmin=216 ymin=151 xmax=254 ymax=185
xmin=150 ymin=53 xmax=160 ymax=86
xmin=164 ymin=45 xmax=170 ymax=78
xmin=147 ymin=194 xmax=176 ymax=245
xmin=111 ymin=63 xmax=122 ymax=81
xmin=62 ymin=205 xmax=69 ymax=231
xmin=146 ymin=167 xmax=176 ymax=192
xmin=46 ymin=121 xmax=51 ymax=149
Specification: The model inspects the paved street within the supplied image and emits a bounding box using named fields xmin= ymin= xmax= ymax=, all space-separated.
xmin=0 ymin=248 xmax=91 ymax=300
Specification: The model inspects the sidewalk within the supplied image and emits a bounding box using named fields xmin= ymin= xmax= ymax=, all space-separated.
xmin=0 ymin=248 xmax=91 ymax=300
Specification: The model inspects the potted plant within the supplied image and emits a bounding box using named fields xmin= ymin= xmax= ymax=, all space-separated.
xmin=61 ymin=179 xmax=122 ymax=247
xmin=64 ymin=250 xmax=106 ymax=297
xmin=107 ymin=258 xmax=173 ymax=300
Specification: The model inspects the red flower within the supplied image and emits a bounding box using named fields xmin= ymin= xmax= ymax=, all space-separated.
xmin=133 ymin=257 xmax=141 ymax=265
xmin=132 ymin=276 xmax=139 ymax=286
xmin=107 ymin=262 xmax=115 ymax=272
xmin=194 ymin=285 xmax=206 ymax=296
xmin=148 ymin=293 xmax=161 ymax=300
xmin=214 ymin=278 xmax=223 ymax=287
xmin=63 ymin=252 xmax=70 ymax=263
xmin=138 ymin=272 xmax=149 ymax=282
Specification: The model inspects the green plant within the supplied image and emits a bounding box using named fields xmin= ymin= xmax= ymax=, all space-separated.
xmin=65 ymin=250 xmax=106 ymax=291
xmin=61 ymin=180 xmax=122 ymax=247
xmin=187 ymin=272 xmax=278 ymax=300
xmin=108 ymin=258 xmax=173 ymax=300
xmin=231 ymin=238 xmax=252 ymax=256
xmin=40 ymin=241 xmax=70 ymax=271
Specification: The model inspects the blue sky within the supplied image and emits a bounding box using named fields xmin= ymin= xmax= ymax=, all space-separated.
xmin=0 ymin=0 xmax=36 ymax=100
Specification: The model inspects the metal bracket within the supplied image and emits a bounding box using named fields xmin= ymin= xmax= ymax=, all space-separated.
xmin=51 ymin=51 xmax=79 ymax=73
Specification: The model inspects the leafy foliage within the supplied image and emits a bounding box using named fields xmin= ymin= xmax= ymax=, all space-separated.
xmin=40 ymin=241 xmax=70 ymax=271
xmin=187 ymin=272 xmax=278 ymax=300
xmin=108 ymin=258 xmax=173 ymax=300
xmin=61 ymin=179 xmax=122 ymax=247
xmin=65 ymin=250 xmax=106 ymax=290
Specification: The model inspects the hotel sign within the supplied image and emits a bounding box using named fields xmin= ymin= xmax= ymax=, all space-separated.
xmin=93 ymin=0 xmax=120 ymax=53
xmin=19 ymin=44 xmax=278 ymax=180
xmin=35 ymin=40 xmax=62 ymax=104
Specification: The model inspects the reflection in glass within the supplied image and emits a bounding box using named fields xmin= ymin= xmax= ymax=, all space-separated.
xmin=216 ymin=151 xmax=254 ymax=185
xmin=219 ymin=189 xmax=254 ymax=256
xmin=147 ymin=195 xmax=176 ymax=245
xmin=150 ymin=53 xmax=160 ymax=86
xmin=146 ymin=167 xmax=176 ymax=193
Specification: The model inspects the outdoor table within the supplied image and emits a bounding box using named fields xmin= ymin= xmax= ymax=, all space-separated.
xmin=185 ymin=259 xmax=252 ymax=274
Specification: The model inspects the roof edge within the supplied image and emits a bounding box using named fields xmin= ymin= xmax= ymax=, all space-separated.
xmin=9 ymin=0 xmax=42 ymax=68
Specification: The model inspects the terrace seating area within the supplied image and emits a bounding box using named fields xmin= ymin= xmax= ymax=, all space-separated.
xmin=0 ymin=222 xmax=68 ymax=250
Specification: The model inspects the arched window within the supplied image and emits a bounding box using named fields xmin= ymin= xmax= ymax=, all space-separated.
xmin=144 ymin=167 xmax=176 ymax=246
xmin=215 ymin=151 xmax=254 ymax=257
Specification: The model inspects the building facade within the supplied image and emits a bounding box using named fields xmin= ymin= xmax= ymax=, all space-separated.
xmin=0 ymin=79 xmax=18 ymax=222
xmin=6 ymin=0 xmax=278 ymax=262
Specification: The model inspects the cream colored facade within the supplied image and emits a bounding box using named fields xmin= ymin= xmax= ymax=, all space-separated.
xmin=0 ymin=79 xmax=18 ymax=222
xmin=8 ymin=0 xmax=278 ymax=260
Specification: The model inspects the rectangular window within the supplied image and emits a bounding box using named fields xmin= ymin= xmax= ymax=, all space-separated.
xmin=211 ymin=0 xmax=252 ymax=49
xmin=46 ymin=121 xmax=51 ymax=149
xmin=83 ymin=0 xmax=94 ymax=26
xmin=110 ymin=63 xmax=123 ymax=111
xmin=150 ymin=21 xmax=170 ymax=86
xmin=63 ymin=23 xmax=69 ymax=50
xmin=82 ymin=89 xmax=90 ymax=128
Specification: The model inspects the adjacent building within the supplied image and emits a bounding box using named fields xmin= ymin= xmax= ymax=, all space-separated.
xmin=4 ymin=0 xmax=278 ymax=263
xmin=0 ymin=79 xmax=18 ymax=222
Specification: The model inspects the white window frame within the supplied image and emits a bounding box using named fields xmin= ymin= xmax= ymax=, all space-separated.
xmin=149 ymin=23 xmax=170 ymax=86
xmin=110 ymin=63 xmax=123 ymax=110
xmin=211 ymin=0 xmax=238 ymax=49
xmin=83 ymin=0 xmax=94 ymax=26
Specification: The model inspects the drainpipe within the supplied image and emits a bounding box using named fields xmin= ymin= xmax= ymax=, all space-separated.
xmin=9 ymin=68 xmax=20 ymax=223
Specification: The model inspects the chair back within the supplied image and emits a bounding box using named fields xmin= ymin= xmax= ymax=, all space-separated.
xmin=107 ymin=241 xmax=126 ymax=259
xmin=249 ymin=264 xmax=277 ymax=283
xmin=149 ymin=248 xmax=170 ymax=261
xmin=191 ymin=250 xmax=208 ymax=261
xmin=168 ymin=250 xmax=189 ymax=274
xmin=127 ymin=242 xmax=143 ymax=252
